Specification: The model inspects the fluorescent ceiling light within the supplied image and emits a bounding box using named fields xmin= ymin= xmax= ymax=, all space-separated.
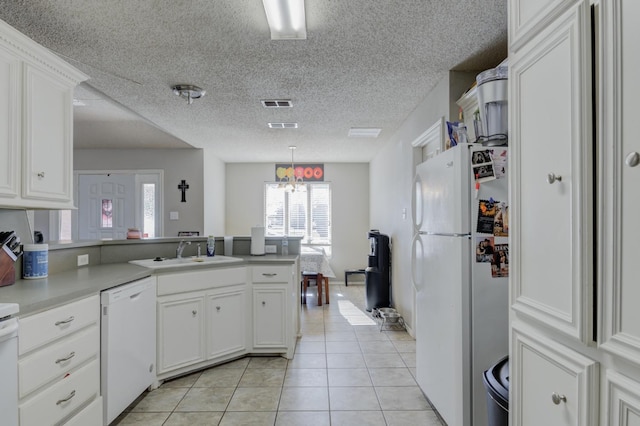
xmin=262 ymin=0 xmax=307 ymax=40
xmin=348 ymin=127 xmax=382 ymax=138
xmin=268 ymin=122 xmax=299 ymax=129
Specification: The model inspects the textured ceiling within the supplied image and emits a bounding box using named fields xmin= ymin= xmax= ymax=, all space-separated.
xmin=0 ymin=0 xmax=507 ymax=163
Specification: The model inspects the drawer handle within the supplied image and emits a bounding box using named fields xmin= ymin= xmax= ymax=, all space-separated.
xmin=55 ymin=316 xmax=75 ymax=326
xmin=37 ymin=172 xmax=45 ymax=179
xmin=547 ymin=173 xmax=562 ymax=184
xmin=55 ymin=351 xmax=76 ymax=364
xmin=551 ymin=392 xmax=567 ymax=405
xmin=56 ymin=390 xmax=76 ymax=405
xmin=262 ymin=273 xmax=277 ymax=277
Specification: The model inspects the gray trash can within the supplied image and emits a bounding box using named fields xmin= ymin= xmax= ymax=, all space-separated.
xmin=483 ymin=356 xmax=509 ymax=426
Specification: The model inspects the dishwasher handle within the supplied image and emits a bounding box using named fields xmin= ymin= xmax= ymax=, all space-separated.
xmin=0 ymin=318 xmax=18 ymax=342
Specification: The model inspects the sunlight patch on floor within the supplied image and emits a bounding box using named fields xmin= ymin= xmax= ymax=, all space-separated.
xmin=337 ymin=299 xmax=376 ymax=326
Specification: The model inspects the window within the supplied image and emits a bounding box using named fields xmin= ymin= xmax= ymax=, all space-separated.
xmin=265 ymin=183 xmax=332 ymax=252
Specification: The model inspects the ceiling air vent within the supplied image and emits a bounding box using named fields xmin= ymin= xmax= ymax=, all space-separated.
xmin=348 ymin=127 xmax=382 ymax=138
xmin=268 ymin=122 xmax=299 ymax=129
xmin=261 ymin=99 xmax=293 ymax=108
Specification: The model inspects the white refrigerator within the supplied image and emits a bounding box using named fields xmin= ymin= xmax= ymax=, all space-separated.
xmin=411 ymin=144 xmax=509 ymax=426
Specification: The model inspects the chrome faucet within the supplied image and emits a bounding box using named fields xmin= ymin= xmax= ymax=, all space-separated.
xmin=176 ymin=240 xmax=191 ymax=258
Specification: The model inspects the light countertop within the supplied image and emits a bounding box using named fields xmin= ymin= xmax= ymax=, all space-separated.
xmin=0 ymin=255 xmax=298 ymax=317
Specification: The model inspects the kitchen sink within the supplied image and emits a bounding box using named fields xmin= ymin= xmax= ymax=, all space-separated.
xmin=129 ymin=255 xmax=243 ymax=269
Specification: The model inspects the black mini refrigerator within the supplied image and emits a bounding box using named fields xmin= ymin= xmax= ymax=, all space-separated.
xmin=365 ymin=230 xmax=391 ymax=311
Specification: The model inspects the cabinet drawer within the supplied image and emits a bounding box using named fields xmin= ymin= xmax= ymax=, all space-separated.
xmin=19 ymin=324 xmax=99 ymax=398
xmin=19 ymin=359 xmax=99 ymax=426
xmin=19 ymin=295 xmax=99 ymax=355
xmin=62 ymin=396 xmax=102 ymax=426
xmin=252 ymin=266 xmax=290 ymax=283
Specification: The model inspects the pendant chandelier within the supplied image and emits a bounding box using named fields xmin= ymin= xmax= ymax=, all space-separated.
xmin=279 ymin=146 xmax=305 ymax=192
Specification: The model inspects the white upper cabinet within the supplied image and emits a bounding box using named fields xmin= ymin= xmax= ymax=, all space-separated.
xmin=510 ymin=0 xmax=593 ymax=342
xmin=599 ymin=0 xmax=640 ymax=364
xmin=509 ymin=0 xmax=577 ymax=51
xmin=0 ymin=19 xmax=87 ymax=209
xmin=0 ymin=43 xmax=20 ymax=199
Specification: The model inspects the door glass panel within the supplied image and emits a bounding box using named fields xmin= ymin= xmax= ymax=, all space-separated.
xmin=143 ymin=183 xmax=155 ymax=238
xmin=101 ymin=199 xmax=113 ymax=228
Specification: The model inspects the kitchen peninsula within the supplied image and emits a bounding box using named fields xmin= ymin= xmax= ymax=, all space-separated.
xmin=0 ymin=236 xmax=300 ymax=426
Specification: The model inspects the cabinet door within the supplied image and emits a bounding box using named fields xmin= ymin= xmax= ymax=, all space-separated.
xmin=157 ymin=295 xmax=205 ymax=374
xmin=253 ymin=286 xmax=287 ymax=348
xmin=206 ymin=288 xmax=246 ymax=359
xmin=22 ymin=62 xmax=73 ymax=206
xmin=600 ymin=0 xmax=640 ymax=365
xmin=510 ymin=0 xmax=593 ymax=341
xmin=511 ymin=322 xmax=599 ymax=426
xmin=0 ymin=45 xmax=20 ymax=201
xmin=604 ymin=370 xmax=640 ymax=426
xmin=509 ymin=0 xmax=576 ymax=51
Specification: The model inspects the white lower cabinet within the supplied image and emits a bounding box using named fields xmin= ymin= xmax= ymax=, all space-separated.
xmin=253 ymin=286 xmax=286 ymax=349
xmin=512 ymin=322 xmax=599 ymax=426
xmin=604 ymin=370 xmax=640 ymax=426
xmin=251 ymin=265 xmax=295 ymax=358
xmin=156 ymin=267 xmax=247 ymax=379
xmin=155 ymin=263 xmax=297 ymax=380
xmin=157 ymin=293 xmax=205 ymax=375
xmin=207 ymin=287 xmax=247 ymax=359
xmin=17 ymin=295 xmax=101 ymax=426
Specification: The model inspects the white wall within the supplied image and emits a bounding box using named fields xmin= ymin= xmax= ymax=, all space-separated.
xmin=369 ymin=71 xmax=477 ymax=334
xmin=203 ymin=148 xmax=226 ymax=236
xmin=226 ymin=163 xmax=370 ymax=280
xmin=74 ymin=148 xmax=209 ymax=237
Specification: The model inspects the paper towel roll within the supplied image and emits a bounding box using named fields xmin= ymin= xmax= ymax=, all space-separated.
xmin=224 ymin=236 xmax=233 ymax=255
xmin=250 ymin=227 xmax=265 ymax=255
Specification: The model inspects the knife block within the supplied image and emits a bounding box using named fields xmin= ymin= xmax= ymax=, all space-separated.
xmin=0 ymin=245 xmax=17 ymax=287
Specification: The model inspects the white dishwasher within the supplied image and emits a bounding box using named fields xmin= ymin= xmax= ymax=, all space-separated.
xmin=101 ymin=277 xmax=156 ymax=425
xmin=0 ymin=303 xmax=19 ymax=426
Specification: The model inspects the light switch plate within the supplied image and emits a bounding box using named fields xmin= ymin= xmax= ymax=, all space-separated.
xmin=265 ymin=245 xmax=277 ymax=253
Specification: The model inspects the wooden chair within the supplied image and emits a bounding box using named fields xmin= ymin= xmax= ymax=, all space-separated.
xmin=301 ymin=271 xmax=330 ymax=306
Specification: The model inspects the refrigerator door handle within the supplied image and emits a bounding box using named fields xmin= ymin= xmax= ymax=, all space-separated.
xmin=420 ymin=232 xmax=471 ymax=238
xmin=411 ymin=174 xmax=423 ymax=232
xmin=411 ymin=234 xmax=423 ymax=292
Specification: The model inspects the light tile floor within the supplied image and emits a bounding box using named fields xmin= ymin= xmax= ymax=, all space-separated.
xmin=113 ymin=284 xmax=444 ymax=425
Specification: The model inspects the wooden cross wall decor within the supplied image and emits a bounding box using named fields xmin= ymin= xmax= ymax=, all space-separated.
xmin=178 ymin=180 xmax=189 ymax=202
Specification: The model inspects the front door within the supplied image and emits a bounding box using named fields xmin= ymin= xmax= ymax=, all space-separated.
xmin=78 ymin=174 xmax=135 ymax=240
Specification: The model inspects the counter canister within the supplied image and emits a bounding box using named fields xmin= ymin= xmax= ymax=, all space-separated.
xmin=22 ymin=244 xmax=48 ymax=279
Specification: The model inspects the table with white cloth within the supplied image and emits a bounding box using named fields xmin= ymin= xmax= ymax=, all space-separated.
xmin=299 ymin=249 xmax=335 ymax=306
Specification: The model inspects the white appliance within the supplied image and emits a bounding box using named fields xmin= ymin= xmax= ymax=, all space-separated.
xmin=411 ymin=144 xmax=509 ymax=426
xmin=0 ymin=303 xmax=19 ymax=426
xmin=101 ymin=277 xmax=156 ymax=425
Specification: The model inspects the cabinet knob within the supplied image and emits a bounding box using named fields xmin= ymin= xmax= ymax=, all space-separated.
xmin=551 ymin=392 xmax=567 ymax=405
xmin=625 ymin=152 xmax=640 ymax=167
xmin=262 ymin=301 xmax=266 ymax=306
xmin=216 ymin=306 xmax=221 ymax=311
xmin=192 ymin=310 xmax=197 ymax=316
xmin=37 ymin=172 xmax=45 ymax=178
xmin=547 ymin=173 xmax=562 ymax=184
